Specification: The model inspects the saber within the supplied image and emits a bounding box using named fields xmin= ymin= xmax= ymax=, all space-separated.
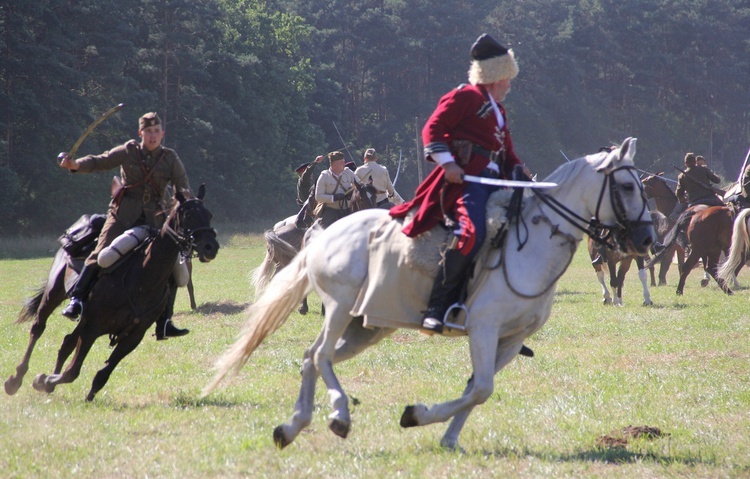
xmin=560 ymin=150 xmax=572 ymax=163
xmin=462 ymin=175 xmax=557 ymax=189
xmin=392 ymin=149 xmax=403 ymax=187
xmin=57 ymin=103 xmax=125 ymax=164
xmin=331 ymin=121 xmax=356 ymax=163
xmin=736 ymin=146 xmax=750 ymax=184
xmin=638 ymin=169 xmax=677 ymax=184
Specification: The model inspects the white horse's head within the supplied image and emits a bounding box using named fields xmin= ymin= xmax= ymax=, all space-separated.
xmin=587 ymin=137 xmax=655 ymax=255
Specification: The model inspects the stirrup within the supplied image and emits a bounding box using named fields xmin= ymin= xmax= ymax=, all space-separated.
xmin=443 ymin=302 xmax=469 ymax=332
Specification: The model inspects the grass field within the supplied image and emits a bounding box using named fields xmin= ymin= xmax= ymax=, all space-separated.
xmin=1 ymin=231 xmax=749 ymax=478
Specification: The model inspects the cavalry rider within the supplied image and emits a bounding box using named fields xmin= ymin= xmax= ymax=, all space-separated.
xmin=58 ymin=112 xmax=193 ymax=340
xmin=294 ymin=154 xmax=324 ymax=228
xmin=672 ymin=152 xmax=723 ymax=220
xmin=314 ymin=151 xmax=361 ymax=228
xmin=390 ymin=33 xmax=532 ymax=334
xmin=355 ymin=148 xmax=404 ymax=208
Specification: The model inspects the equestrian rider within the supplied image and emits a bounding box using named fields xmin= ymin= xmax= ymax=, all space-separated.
xmin=314 ymin=151 xmax=361 ymax=228
xmin=58 ymin=112 xmax=193 ymax=339
xmin=355 ymin=148 xmax=404 ymax=208
xmin=294 ymin=154 xmax=324 ymax=229
xmin=673 ymin=152 xmax=723 ymax=217
xmin=390 ymin=33 xmax=532 ymax=334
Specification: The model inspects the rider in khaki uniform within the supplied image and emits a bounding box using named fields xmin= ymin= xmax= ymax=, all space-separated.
xmin=355 ymin=148 xmax=404 ymax=208
xmin=314 ymin=151 xmax=360 ymax=228
xmin=58 ymin=112 xmax=192 ymax=339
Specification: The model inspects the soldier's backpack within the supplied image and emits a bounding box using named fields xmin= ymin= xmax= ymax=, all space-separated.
xmin=58 ymin=214 xmax=107 ymax=258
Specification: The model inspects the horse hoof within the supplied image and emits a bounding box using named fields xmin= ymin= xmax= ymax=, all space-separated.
xmin=329 ymin=418 xmax=350 ymax=439
xmin=643 ymin=300 xmax=653 ymax=306
xmin=32 ymin=373 xmax=54 ymax=394
xmin=700 ymin=279 xmax=709 ymax=287
xmin=4 ymin=377 xmax=21 ymax=396
xmin=726 ymin=289 xmax=733 ymax=296
xmin=676 ymin=290 xmax=683 ymax=296
xmin=273 ymin=425 xmax=292 ymax=449
xmin=400 ymin=405 xmax=419 ymax=428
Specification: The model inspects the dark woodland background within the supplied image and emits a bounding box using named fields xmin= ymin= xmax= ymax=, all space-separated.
xmin=1 ymin=0 xmax=748 ymax=235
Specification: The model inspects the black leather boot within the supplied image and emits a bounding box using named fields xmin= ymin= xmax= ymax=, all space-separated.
xmin=155 ymin=317 xmax=189 ymax=340
xmin=62 ymin=264 xmax=100 ymax=320
xmin=421 ymin=249 xmax=473 ymax=334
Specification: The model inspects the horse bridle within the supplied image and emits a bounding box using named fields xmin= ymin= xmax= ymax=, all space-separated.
xmin=531 ymin=165 xmax=652 ymax=249
xmin=163 ymin=199 xmax=216 ymax=258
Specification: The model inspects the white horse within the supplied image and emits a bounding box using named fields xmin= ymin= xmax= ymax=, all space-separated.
xmin=717 ymin=207 xmax=750 ymax=285
xmin=203 ymin=138 xmax=655 ymax=451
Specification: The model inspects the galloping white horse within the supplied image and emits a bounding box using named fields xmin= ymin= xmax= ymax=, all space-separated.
xmin=203 ymin=138 xmax=655 ymax=451
xmin=717 ymin=207 xmax=750 ymax=285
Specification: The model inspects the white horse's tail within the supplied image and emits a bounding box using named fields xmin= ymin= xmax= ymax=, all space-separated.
xmin=202 ymin=249 xmax=312 ymax=396
xmin=251 ymin=229 xmax=299 ymax=299
xmin=717 ymin=208 xmax=750 ymax=283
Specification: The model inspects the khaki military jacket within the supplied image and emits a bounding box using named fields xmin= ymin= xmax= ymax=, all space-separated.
xmin=75 ymin=140 xmax=191 ymax=227
xmin=355 ymin=162 xmax=404 ymax=205
xmin=315 ymin=168 xmax=358 ymax=210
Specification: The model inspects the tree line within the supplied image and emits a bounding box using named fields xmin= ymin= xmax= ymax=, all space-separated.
xmin=1 ymin=0 xmax=748 ymax=235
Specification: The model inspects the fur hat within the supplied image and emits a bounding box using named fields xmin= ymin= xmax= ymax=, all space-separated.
xmin=328 ymin=151 xmax=345 ymax=162
xmin=139 ymin=112 xmax=162 ymax=131
xmin=295 ymin=162 xmax=310 ymax=174
xmin=468 ymin=34 xmax=518 ymax=86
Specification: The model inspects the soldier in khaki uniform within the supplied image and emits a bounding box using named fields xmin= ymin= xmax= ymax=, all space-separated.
xmin=314 ymin=151 xmax=360 ymax=228
xmin=58 ymin=112 xmax=192 ymax=339
xmin=354 ymin=148 xmax=404 ymax=208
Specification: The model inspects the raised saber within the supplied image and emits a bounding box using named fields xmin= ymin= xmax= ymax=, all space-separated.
xmin=58 ymin=103 xmax=125 ymax=164
xmin=462 ymin=175 xmax=557 ymax=189
xmin=392 ymin=148 xmax=403 ymax=187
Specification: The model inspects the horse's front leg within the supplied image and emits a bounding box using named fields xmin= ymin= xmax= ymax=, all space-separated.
xmin=636 ymin=257 xmax=652 ymax=306
xmin=439 ymin=340 xmax=523 ymax=451
xmin=400 ymin=323 xmax=498 ymax=430
xmin=86 ymin=328 xmax=147 ymax=401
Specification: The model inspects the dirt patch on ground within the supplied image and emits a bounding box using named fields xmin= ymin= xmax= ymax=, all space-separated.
xmin=190 ymin=300 xmax=248 ymax=316
xmin=596 ymin=425 xmax=668 ymax=448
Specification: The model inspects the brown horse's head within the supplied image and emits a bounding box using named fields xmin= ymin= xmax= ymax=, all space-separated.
xmin=641 ymin=173 xmax=674 ymax=201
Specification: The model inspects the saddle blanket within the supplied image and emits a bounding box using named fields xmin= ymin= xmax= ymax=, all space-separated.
xmin=350 ymin=188 xmax=516 ymax=335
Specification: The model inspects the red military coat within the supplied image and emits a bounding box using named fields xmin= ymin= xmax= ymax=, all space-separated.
xmin=390 ymin=83 xmax=522 ymax=236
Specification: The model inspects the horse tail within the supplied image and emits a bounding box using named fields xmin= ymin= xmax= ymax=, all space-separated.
xmin=251 ymin=229 xmax=299 ymax=299
xmin=717 ymin=208 xmax=750 ymax=283
xmin=202 ymin=247 xmax=312 ymax=396
xmin=17 ymin=284 xmax=45 ymax=324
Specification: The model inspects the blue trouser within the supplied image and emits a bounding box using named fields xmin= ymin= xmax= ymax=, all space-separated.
xmin=451 ymin=169 xmax=500 ymax=257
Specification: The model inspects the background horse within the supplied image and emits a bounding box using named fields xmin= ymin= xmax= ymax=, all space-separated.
xmin=5 ymin=186 xmax=219 ymax=400
xmin=204 ymin=138 xmax=654 ymax=451
xmin=649 ymin=205 xmax=734 ymax=295
xmin=587 ymin=237 xmax=652 ymax=306
xmin=252 ymin=181 xmax=378 ymax=314
xmin=641 ymin=173 xmax=685 ymax=284
xmin=717 ymin=208 xmax=750 ymax=285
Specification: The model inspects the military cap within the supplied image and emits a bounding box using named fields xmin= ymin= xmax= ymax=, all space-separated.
xmin=295 ymin=162 xmax=311 ymax=174
xmin=328 ymin=151 xmax=345 ymax=162
xmin=345 ymin=161 xmax=356 ymax=171
xmin=364 ymin=148 xmax=378 ymax=159
xmin=139 ymin=112 xmax=162 ymax=131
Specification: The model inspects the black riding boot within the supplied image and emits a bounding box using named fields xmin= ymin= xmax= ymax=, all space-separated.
xmin=155 ymin=279 xmax=189 ymax=340
xmin=62 ymin=264 xmax=100 ymax=320
xmin=421 ymin=249 xmax=473 ymax=334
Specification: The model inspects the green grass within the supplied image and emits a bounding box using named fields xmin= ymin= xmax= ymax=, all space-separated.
xmin=1 ymin=233 xmax=749 ymax=478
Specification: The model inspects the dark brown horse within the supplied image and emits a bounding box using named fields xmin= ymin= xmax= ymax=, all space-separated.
xmin=649 ymin=205 xmax=734 ymax=295
xmin=640 ymin=173 xmax=686 ymax=284
xmin=5 ymin=186 xmax=219 ymax=401
xmin=252 ymin=182 xmax=378 ymax=314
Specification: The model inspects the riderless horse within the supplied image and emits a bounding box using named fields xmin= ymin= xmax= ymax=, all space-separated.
xmin=5 ymin=186 xmax=218 ymax=401
xmin=204 ymin=138 xmax=654 ymax=451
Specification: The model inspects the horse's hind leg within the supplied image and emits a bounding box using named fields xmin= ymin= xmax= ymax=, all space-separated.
xmin=594 ymin=268 xmax=612 ymax=305
xmin=86 ymin=329 xmax=146 ymax=401
xmin=273 ymin=319 xmax=393 ymax=449
xmin=6 ymin=281 xmax=67 ymax=395
xmin=636 ymin=257 xmax=652 ymax=306
xmin=33 ymin=329 xmax=95 ymax=394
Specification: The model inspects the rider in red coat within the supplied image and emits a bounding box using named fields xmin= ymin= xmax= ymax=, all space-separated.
xmin=390 ymin=33 xmax=531 ymax=334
